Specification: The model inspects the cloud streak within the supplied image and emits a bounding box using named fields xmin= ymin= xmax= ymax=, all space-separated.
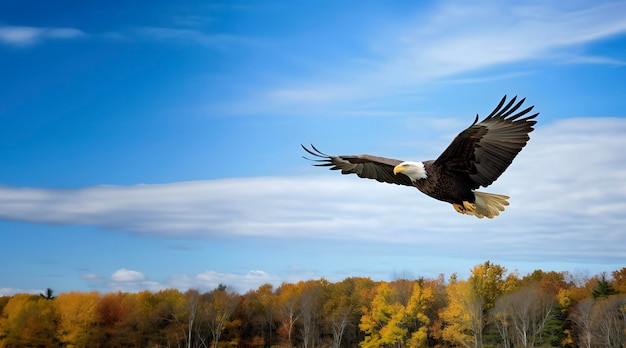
xmin=0 ymin=26 xmax=85 ymax=46
xmin=0 ymin=24 xmax=242 ymax=48
xmin=0 ymin=117 xmax=625 ymax=265
xmin=134 ymin=26 xmax=246 ymax=48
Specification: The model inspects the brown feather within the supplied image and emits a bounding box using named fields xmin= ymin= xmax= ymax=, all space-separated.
xmin=434 ymin=95 xmax=538 ymax=188
xmin=301 ymin=144 xmax=414 ymax=186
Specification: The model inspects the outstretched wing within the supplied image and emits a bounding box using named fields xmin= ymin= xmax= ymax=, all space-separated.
xmin=434 ymin=95 xmax=538 ymax=188
xmin=301 ymin=144 xmax=414 ymax=186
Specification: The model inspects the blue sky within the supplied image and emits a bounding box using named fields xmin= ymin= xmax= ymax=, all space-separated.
xmin=1 ymin=0 xmax=626 ymax=295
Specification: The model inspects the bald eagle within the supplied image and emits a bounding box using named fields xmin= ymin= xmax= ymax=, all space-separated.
xmin=302 ymin=95 xmax=538 ymax=218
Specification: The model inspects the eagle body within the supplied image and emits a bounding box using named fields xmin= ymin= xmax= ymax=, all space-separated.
xmin=413 ymin=160 xmax=476 ymax=204
xmin=302 ymin=95 xmax=538 ymax=218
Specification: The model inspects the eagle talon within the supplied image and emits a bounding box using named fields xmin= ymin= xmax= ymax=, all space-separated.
xmin=463 ymin=201 xmax=477 ymax=213
xmin=452 ymin=203 xmax=466 ymax=214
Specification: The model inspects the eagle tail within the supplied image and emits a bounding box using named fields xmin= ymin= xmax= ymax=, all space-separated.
xmin=469 ymin=191 xmax=510 ymax=219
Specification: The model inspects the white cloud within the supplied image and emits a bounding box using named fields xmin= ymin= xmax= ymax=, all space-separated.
xmin=0 ymin=117 xmax=625 ymax=265
xmin=111 ymin=268 xmax=146 ymax=282
xmin=107 ymin=268 xmax=165 ymax=292
xmin=0 ymin=26 xmax=85 ymax=46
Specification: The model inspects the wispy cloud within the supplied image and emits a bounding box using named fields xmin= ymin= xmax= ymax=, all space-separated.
xmin=262 ymin=1 xmax=626 ymax=107
xmin=134 ymin=26 xmax=248 ymax=48
xmin=0 ymin=117 xmax=625 ymax=265
xmin=80 ymin=273 xmax=102 ymax=281
xmin=0 ymin=287 xmax=43 ymax=296
xmin=405 ymin=2 xmax=626 ymax=75
xmin=0 ymin=24 xmax=244 ymax=48
xmin=0 ymin=26 xmax=85 ymax=46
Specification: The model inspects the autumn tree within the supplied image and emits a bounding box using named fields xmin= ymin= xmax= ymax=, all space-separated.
xmin=125 ymin=290 xmax=187 ymax=347
xmin=441 ymin=264 xmax=515 ymax=348
xmin=570 ymin=297 xmax=595 ymax=348
xmin=277 ymin=282 xmax=302 ymax=346
xmin=491 ymin=287 xmax=557 ymax=347
xmin=236 ymin=284 xmax=278 ymax=347
xmin=134 ymin=291 xmax=164 ymax=345
xmin=182 ymin=289 xmax=201 ymax=348
xmin=441 ymin=276 xmax=483 ymax=348
xmin=151 ymin=289 xmax=187 ymax=347
xmin=97 ymin=292 xmax=134 ymax=347
xmin=569 ymin=285 xmax=626 ymax=347
xmin=55 ymin=291 xmax=100 ymax=347
xmin=611 ymin=267 xmax=626 ymax=293
xmin=468 ymin=261 xmax=511 ymax=311
xmin=347 ymin=277 xmax=378 ymax=347
xmin=359 ymin=282 xmax=408 ymax=348
xmin=591 ymin=294 xmax=626 ymax=347
xmin=423 ymin=274 xmax=448 ymax=347
xmin=405 ymin=280 xmax=434 ymax=347
xmin=257 ymin=284 xmax=279 ymax=346
xmin=358 ymin=279 xmax=433 ymax=348
xmin=324 ymin=278 xmax=363 ymax=348
xmin=0 ymin=297 xmax=8 ymax=316
xmin=490 ymin=301 xmax=512 ymax=348
xmin=299 ymin=280 xmax=326 ymax=348
xmin=520 ymin=269 xmax=572 ymax=295
xmin=202 ymin=286 xmax=240 ymax=348
xmin=0 ymin=293 xmax=59 ymax=347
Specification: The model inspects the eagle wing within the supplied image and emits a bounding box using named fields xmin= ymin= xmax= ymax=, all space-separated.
xmin=301 ymin=144 xmax=414 ymax=186
xmin=433 ymin=95 xmax=538 ymax=188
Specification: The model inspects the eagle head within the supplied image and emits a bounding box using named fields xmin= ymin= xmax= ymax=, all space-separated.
xmin=393 ymin=161 xmax=427 ymax=181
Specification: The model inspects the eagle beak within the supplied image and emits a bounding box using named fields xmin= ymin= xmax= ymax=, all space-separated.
xmin=393 ymin=165 xmax=403 ymax=175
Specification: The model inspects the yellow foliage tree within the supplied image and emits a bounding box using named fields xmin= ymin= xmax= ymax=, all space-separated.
xmin=55 ymin=291 xmax=100 ymax=347
xmin=360 ymin=282 xmax=407 ymax=347
xmin=360 ymin=280 xmax=434 ymax=348
xmin=0 ymin=293 xmax=58 ymax=347
xmin=441 ymin=277 xmax=481 ymax=348
xmin=469 ymin=261 xmax=510 ymax=310
xmin=406 ymin=282 xmax=433 ymax=347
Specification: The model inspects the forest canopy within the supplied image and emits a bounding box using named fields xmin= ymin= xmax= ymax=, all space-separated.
xmin=1 ymin=262 xmax=625 ymax=348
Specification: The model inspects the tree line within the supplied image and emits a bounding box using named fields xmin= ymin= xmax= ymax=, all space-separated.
xmin=1 ymin=261 xmax=625 ymax=347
